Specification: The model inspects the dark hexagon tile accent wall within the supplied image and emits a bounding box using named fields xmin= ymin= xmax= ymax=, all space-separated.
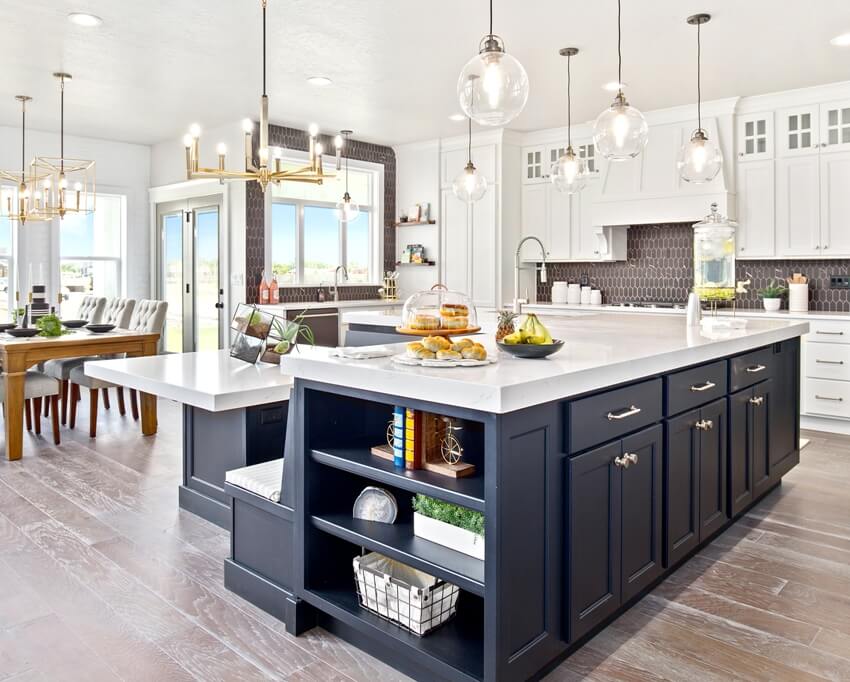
xmin=536 ymin=223 xmax=850 ymax=312
xmin=244 ymin=124 xmax=396 ymax=303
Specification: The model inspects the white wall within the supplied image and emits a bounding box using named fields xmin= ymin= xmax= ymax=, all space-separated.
xmin=0 ymin=125 xmax=150 ymax=304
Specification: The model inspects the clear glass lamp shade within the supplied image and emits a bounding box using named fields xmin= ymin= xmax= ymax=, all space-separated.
xmin=452 ymin=165 xmax=488 ymax=202
xmin=677 ymin=131 xmax=722 ymax=184
xmin=593 ymin=94 xmax=649 ymax=161
xmin=550 ymin=151 xmax=587 ymax=194
xmin=457 ymin=47 xmax=529 ymax=127
xmin=335 ymin=196 xmax=360 ymax=222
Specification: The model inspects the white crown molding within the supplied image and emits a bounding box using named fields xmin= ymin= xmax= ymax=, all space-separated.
xmin=736 ymin=80 xmax=850 ymax=114
xmin=439 ymin=128 xmax=505 ymax=151
xmin=393 ymin=138 xmax=441 ymax=154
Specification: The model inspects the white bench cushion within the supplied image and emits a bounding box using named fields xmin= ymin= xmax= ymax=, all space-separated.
xmin=225 ymin=459 xmax=283 ymax=502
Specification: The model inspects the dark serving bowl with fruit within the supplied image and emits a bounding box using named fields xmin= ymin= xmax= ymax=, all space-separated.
xmin=496 ymin=312 xmax=565 ymax=359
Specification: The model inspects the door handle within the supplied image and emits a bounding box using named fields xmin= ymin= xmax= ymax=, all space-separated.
xmin=185 ymin=283 xmax=190 ymax=294
xmin=624 ymin=453 xmax=638 ymax=466
xmin=695 ymin=419 xmax=714 ymax=431
xmin=816 ymin=330 xmax=844 ymax=336
xmin=814 ymin=394 xmax=844 ymax=402
xmin=613 ymin=455 xmax=631 ymax=469
xmin=749 ymin=396 xmax=764 ymax=406
xmin=689 ymin=381 xmax=716 ymax=392
xmin=607 ymin=405 xmax=641 ymax=421
xmin=745 ymin=364 xmax=766 ymax=373
xmin=815 ymin=359 xmax=844 ymax=365
xmin=214 ymin=302 xmax=224 ymax=309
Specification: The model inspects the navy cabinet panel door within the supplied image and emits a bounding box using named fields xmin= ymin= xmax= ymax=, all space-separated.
xmin=568 ymin=440 xmax=621 ymax=642
xmin=621 ymin=424 xmax=664 ymax=601
xmin=729 ymin=388 xmax=754 ymax=517
xmin=664 ymin=410 xmax=699 ymax=567
xmin=770 ymin=339 xmax=800 ymax=478
xmin=752 ymin=379 xmax=774 ymax=499
xmin=698 ymin=398 xmax=728 ymax=541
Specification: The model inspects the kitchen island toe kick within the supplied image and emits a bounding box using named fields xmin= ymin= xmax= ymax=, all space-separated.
xmin=268 ymin=316 xmax=807 ymax=682
xmin=85 ymin=350 xmax=293 ymax=529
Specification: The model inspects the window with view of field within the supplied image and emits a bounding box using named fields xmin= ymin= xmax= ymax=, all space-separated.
xmin=270 ymin=160 xmax=378 ymax=285
xmin=60 ymin=193 xmax=124 ymax=315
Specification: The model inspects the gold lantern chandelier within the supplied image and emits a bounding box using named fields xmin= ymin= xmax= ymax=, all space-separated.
xmin=0 ymin=96 xmax=51 ymax=224
xmin=31 ymin=72 xmax=97 ymax=220
xmin=182 ymin=0 xmax=335 ymax=191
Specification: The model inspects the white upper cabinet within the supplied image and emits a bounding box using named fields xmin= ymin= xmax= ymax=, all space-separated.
xmin=442 ymin=144 xmax=497 ymax=189
xmin=548 ymin=181 xmax=572 ymax=260
xmin=520 ymin=183 xmax=549 ymax=260
xmin=777 ymin=106 xmax=819 ymax=157
xmin=736 ymin=160 xmax=775 ymax=257
xmin=470 ymin=191 xmax=497 ymax=307
xmin=441 ymin=188 xmax=470 ymax=294
xmin=571 ymin=178 xmax=604 ymax=260
xmin=776 ymin=155 xmax=820 ymax=256
xmin=737 ymin=112 xmax=774 ymax=161
xmin=821 ymin=100 xmax=850 ymax=153
xmin=820 ymin=151 xmax=850 ymax=254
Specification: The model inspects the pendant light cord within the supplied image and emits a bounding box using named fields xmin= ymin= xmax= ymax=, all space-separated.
xmin=489 ymin=0 xmax=493 ymax=36
xmin=696 ymin=19 xmax=702 ymax=131
xmin=20 ymin=100 xmax=25 ymax=183
xmin=617 ymin=0 xmax=622 ymax=87
xmin=262 ymin=1 xmax=267 ymax=97
xmin=468 ymin=116 xmax=472 ymax=164
xmin=567 ymin=53 xmax=572 ymax=148
xmin=345 ymin=133 xmax=350 ymax=194
xmin=60 ymin=76 xmax=65 ymax=173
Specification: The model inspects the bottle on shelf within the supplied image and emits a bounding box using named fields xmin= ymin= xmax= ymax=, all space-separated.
xmin=259 ymin=270 xmax=270 ymax=305
xmin=270 ymin=272 xmax=280 ymax=305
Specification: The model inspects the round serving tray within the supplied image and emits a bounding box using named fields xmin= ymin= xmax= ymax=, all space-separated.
xmin=395 ymin=326 xmax=481 ymax=337
xmin=391 ymin=354 xmax=496 ymax=368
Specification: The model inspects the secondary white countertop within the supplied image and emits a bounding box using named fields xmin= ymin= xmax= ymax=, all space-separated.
xmin=524 ymin=302 xmax=850 ymax=321
xmin=258 ymin=299 xmax=401 ymax=313
xmin=279 ymin=312 xmax=809 ymax=414
xmin=85 ymin=350 xmax=293 ymax=412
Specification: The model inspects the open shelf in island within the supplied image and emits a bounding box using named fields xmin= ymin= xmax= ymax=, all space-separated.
xmin=311 ymin=447 xmax=485 ymax=512
xmin=311 ymin=513 xmax=484 ymax=596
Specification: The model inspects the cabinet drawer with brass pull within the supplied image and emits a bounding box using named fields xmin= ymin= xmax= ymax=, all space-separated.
xmin=665 ymin=360 xmax=726 ymax=416
xmin=808 ymin=321 xmax=850 ymax=345
xmin=804 ymin=378 xmax=850 ymax=419
xmin=730 ymin=347 xmax=774 ymax=392
xmin=805 ymin=342 xmax=850 ymax=381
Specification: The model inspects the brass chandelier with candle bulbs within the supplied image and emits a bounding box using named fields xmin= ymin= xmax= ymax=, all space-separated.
xmin=182 ymin=0 xmax=337 ymax=192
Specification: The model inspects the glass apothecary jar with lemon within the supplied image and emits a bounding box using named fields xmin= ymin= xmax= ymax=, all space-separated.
xmin=397 ymin=285 xmax=480 ymax=336
xmin=693 ymin=203 xmax=737 ymax=302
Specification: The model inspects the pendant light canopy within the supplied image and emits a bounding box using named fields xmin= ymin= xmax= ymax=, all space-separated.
xmin=452 ymin=117 xmax=488 ymax=203
xmin=457 ymin=0 xmax=529 ymax=127
xmin=551 ymin=48 xmax=587 ymax=195
xmin=32 ymin=72 xmax=96 ymax=220
xmin=593 ymin=0 xmax=648 ymax=161
xmin=0 ymin=96 xmax=51 ymax=224
xmin=335 ymin=130 xmax=360 ymax=223
xmin=677 ymin=13 xmax=722 ymax=184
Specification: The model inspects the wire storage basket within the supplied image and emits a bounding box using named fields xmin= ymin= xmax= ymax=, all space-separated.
xmin=353 ymin=552 xmax=460 ymax=636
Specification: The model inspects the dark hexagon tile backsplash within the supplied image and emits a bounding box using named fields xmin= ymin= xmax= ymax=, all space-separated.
xmin=536 ymin=223 xmax=850 ymax=312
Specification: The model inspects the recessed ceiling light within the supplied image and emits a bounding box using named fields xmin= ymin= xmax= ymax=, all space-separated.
xmin=448 ymin=113 xmax=466 ymax=121
xmin=831 ymin=32 xmax=850 ymax=46
xmin=67 ymin=12 xmax=102 ymax=27
xmin=306 ymin=76 xmax=332 ymax=86
xmin=602 ymin=81 xmax=627 ymax=92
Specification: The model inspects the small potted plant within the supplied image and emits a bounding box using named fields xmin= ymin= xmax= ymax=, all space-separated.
xmin=412 ymin=494 xmax=484 ymax=560
xmin=758 ymin=279 xmax=786 ymax=312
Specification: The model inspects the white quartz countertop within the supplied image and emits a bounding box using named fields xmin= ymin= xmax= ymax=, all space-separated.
xmin=279 ymin=312 xmax=809 ymax=414
xmin=524 ymin=302 xmax=850 ymax=321
xmin=258 ymin=299 xmax=401 ymax=313
xmin=85 ymin=350 xmax=293 ymax=412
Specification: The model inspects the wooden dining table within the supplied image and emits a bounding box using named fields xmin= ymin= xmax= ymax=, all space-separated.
xmin=0 ymin=329 xmax=161 ymax=460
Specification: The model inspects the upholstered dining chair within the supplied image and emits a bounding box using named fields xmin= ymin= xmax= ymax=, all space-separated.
xmin=0 ymin=372 xmax=61 ymax=445
xmin=41 ymin=295 xmax=108 ymax=424
xmin=68 ymin=299 xmax=168 ymax=436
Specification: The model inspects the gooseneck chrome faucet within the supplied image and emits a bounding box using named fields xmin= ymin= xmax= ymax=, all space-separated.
xmin=514 ymin=236 xmax=548 ymax=314
xmin=332 ymin=265 xmax=349 ymax=302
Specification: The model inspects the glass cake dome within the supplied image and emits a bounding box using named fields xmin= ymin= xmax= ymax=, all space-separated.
xmin=399 ymin=285 xmax=479 ymax=334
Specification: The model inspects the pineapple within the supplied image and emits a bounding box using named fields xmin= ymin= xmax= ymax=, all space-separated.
xmin=495 ymin=309 xmax=518 ymax=342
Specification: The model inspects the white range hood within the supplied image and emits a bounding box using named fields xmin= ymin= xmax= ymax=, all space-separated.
xmin=592 ymin=103 xmax=736 ymax=227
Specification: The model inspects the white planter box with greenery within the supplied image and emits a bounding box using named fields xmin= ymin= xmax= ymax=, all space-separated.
xmin=412 ymin=495 xmax=485 ymax=561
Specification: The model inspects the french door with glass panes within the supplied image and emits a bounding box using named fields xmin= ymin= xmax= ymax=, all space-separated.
xmin=157 ymin=197 xmax=224 ymax=353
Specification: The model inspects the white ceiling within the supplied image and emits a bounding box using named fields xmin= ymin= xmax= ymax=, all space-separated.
xmin=0 ymin=0 xmax=849 ymax=148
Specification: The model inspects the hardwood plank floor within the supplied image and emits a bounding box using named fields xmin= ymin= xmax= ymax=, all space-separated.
xmin=0 ymin=398 xmax=848 ymax=681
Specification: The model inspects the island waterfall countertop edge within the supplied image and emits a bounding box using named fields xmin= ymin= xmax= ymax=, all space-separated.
xmin=85 ymin=349 xmax=293 ymax=412
xmin=280 ymin=314 xmax=809 ymax=413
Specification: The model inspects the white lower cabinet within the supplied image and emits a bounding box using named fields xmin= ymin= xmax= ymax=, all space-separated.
xmin=804 ymin=378 xmax=850 ymax=419
xmin=801 ymin=320 xmax=850 ymax=421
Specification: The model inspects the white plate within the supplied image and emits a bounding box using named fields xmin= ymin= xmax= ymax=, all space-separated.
xmin=391 ymin=353 xmax=495 ymax=368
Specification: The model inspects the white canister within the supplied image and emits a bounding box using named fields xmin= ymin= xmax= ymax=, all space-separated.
xmin=580 ymin=286 xmax=592 ymax=305
xmin=551 ymin=281 xmax=568 ymax=304
xmin=567 ymin=283 xmax=581 ymax=305
xmin=788 ymin=283 xmax=809 ymax=312
xmin=590 ymin=289 xmax=602 ymax=306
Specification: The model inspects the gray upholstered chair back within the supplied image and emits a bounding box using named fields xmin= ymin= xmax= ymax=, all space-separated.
xmin=102 ymin=298 xmax=136 ymax=329
xmin=77 ymin=295 xmax=106 ymax=323
xmin=128 ymin=299 xmax=168 ymax=335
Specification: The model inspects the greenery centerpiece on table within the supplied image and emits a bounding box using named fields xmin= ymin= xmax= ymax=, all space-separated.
xmin=36 ymin=313 xmax=71 ymax=337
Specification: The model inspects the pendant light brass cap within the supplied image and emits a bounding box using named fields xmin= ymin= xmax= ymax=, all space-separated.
xmin=52 ymin=72 xmax=72 ymax=80
xmin=14 ymin=95 xmax=32 ymax=103
xmin=559 ymin=47 xmax=579 ymax=57
xmin=686 ymin=13 xmax=711 ymax=25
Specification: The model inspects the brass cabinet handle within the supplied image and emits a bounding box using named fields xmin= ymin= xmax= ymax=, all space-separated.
xmin=815 ymin=394 xmax=844 ymax=402
xmin=815 ymin=330 xmax=844 ymax=336
xmin=815 ymin=359 xmax=845 ymax=365
xmin=690 ymin=381 xmax=716 ymax=392
xmin=614 ymin=455 xmax=628 ymax=468
xmin=607 ymin=405 xmax=641 ymax=421
xmin=695 ymin=419 xmax=714 ymax=431
xmin=745 ymin=364 xmax=766 ymax=373
xmin=624 ymin=453 xmax=638 ymax=466
xmin=749 ymin=396 xmax=764 ymax=406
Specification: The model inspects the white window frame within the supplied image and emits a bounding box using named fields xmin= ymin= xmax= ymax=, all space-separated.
xmin=267 ymin=153 xmax=383 ymax=286
xmin=0 ymin=186 xmax=18 ymax=318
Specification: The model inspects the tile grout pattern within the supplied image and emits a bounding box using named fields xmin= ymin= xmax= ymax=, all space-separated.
xmin=245 ymin=124 xmax=396 ymax=304
xmin=536 ymin=223 xmax=850 ymax=311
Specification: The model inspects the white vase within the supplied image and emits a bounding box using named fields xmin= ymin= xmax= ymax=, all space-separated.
xmin=413 ymin=512 xmax=485 ymax=560
xmin=763 ymin=298 xmax=782 ymax=312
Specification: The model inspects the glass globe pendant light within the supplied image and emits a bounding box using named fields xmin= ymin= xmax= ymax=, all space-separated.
xmin=452 ymin=116 xmax=488 ymax=202
xmin=457 ymin=0 xmax=529 ymax=127
xmin=593 ymin=0 xmax=648 ymax=161
xmin=551 ymin=48 xmax=587 ymax=195
xmin=335 ymin=130 xmax=360 ymax=223
xmin=677 ymin=13 xmax=722 ymax=184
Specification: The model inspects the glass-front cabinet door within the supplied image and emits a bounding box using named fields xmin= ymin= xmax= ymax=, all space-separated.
xmin=777 ymin=106 xmax=819 ymax=157
xmin=737 ymin=113 xmax=774 ymax=161
xmin=821 ymin=100 xmax=850 ymax=153
xmin=523 ymin=146 xmax=545 ymax=184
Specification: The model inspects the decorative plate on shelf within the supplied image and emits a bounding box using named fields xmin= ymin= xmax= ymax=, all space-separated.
xmin=391 ymin=354 xmax=495 ymax=368
xmin=353 ymin=487 xmax=398 ymax=524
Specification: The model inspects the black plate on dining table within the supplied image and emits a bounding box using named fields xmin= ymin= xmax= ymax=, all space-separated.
xmin=85 ymin=324 xmax=116 ymax=334
xmin=61 ymin=319 xmax=89 ymax=329
xmin=0 ymin=323 xmax=17 ymax=332
xmin=6 ymin=327 xmax=39 ymax=338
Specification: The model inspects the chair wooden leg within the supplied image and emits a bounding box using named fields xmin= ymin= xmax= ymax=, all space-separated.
xmin=50 ymin=395 xmax=60 ymax=445
xmin=116 ymin=387 xmax=126 ymax=416
xmin=129 ymin=389 xmax=139 ymax=421
xmin=69 ymin=384 xmax=79 ymax=429
xmin=24 ymin=399 xmax=32 ymax=432
xmin=103 ymin=389 xmax=111 ymax=410
xmin=61 ymin=380 xmax=69 ymax=425
xmin=89 ymin=388 xmax=99 ymax=438
xmin=33 ymin=398 xmax=42 ymax=435
xmin=43 ymin=396 xmax=50 ymax=418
